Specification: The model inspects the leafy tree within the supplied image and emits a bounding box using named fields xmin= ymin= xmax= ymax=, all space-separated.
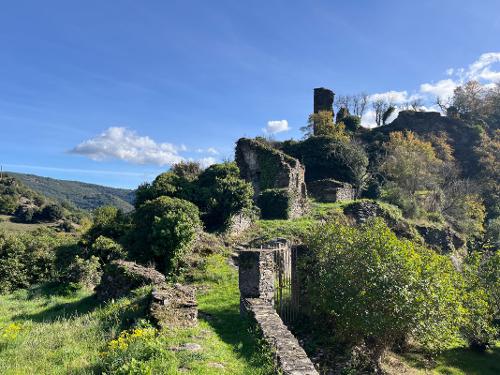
xmin=342 ymin=115 xmax=362 ymax=132
xmin=379 ymin=131 xmax=444 ymax=217
xmin=132 ymin=196 xmax=201 ymax=274
xmin=40 ymin=203 xmax=64 ymax=221
xmin=84 ymin=206 xmax=130 ymax=245
xmin=336 ymin=107 xmax=350 ymax=123
xmin=302 ymin=111 xmax=349 ymax=140
xmin=304 ymin=218 xmax=464 ymax=368
xmin=196 ymin=162 xmax=254 ymax=230
xmin=474 ymin=130 xmax=500 ymax=217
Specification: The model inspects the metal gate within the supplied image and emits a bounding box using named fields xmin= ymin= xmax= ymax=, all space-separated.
xmin=273 ymin=243 xmax=300 ymax=325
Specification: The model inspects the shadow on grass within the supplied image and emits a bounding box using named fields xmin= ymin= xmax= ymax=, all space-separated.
xmin=14 ymin=294 xmax=100 ymax=322
xmin=198 ymin=299 xmax=273 ymax=371
xmin=402 ymin=346 xmax=500 ymax=375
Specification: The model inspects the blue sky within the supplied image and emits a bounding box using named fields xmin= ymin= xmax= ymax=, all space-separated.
xmin=1 ymin=0 xmax=499 ymax=188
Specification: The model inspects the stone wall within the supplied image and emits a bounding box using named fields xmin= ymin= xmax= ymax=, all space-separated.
xmin=149 ymin=283 xmax=198 ymax=329
xmin=308 ymin=179 xmax=355 ymax=202
xmin=239 ymin=246 xmax=318 ymax=375
xmin=235 ymin=138 xmax=308 ymax=219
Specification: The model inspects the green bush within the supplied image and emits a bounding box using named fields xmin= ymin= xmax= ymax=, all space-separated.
xmin=304 ymin=218 xmax=464 ymax=365
xmin=62 ymin=255 xmax=102 ymax=289
xmin=258 ymin=189 xmax=290 ymax=219
xmin=40 ymin=203 xmax=64 ymax=221
xmin=282 ymin=135 xmax=368 ymax=189
xmin=342 ymin=115 xmax=362 ymax=132
xmin=84 ymin=206 xmax=130 ymax=245
xmin=0 ymin=229 xmax=77 ymax=292
xmin=132 ymin=196 xmax=201 ymax=274
xmin=196 ymin=162 xmax=254 ymax=230
xmin=91 ymin=235 xmax=126 ymax=263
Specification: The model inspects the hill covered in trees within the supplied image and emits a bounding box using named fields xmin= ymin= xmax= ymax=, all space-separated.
xmin=7 ymin=172 xmax=135 ymax=212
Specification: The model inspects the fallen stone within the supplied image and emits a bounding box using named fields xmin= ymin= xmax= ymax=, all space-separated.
xmin=149 ymin=283 xmax=198 ymax=329
xmin=95 ymin=260 xmax=165 ymax=301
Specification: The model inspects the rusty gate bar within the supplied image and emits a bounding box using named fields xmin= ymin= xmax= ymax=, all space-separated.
xmin=273 ymin=243 xmax=299 ymax=325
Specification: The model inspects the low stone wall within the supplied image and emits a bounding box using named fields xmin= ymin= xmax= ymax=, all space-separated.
xmin=239 ymin=246 xmax=318 ymax=375
xmin=242 ymin=298 xmax=318 ymax=375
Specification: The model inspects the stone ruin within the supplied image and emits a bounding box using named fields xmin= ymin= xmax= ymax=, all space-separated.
xmin=314 ymin=87 xmax=335 ymax=115
xmin=307 ymin=178 xmax=355 ymax=203
xmin=235 ymin=138 xmax=308 ymax=219
xmin=149 ymin=283 xmax=198 ymax=329
xmin=95 ymin=260 xmax=166 ymax=301
xmin=95 ymin=260 xmax=198 ymax=328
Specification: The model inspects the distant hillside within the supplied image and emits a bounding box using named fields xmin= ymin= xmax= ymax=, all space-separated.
xmin=7 ymin=172 xmax=135 ymax=212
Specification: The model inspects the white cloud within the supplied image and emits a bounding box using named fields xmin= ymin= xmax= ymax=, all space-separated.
xmin=198 ymin=157 xmax=217 ymax=168
xmin=369 ymin=90 xmax=409 ymax=104
xmin=70 ymin=127 xmax=185 ymax=166
xmin=420 ymin=79 xmax=458 ymax=99
xmin=467 ymin=52 xmax=500 ymax=81
xmin=263 ymin=119 xmax=289 ymax=134
xmin=446 ymin=68 xmax=454 ymax=76
xmin=206 ymin=147 xmax=219 ymax=155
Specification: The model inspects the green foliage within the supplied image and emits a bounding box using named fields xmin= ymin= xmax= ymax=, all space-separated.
xmin=84 ymin=205 xmax=130 ymax=245
xmin=258 ymin=189 xmax=290 ymax=219
xmin=462 ymin=252 xmax=499 ymax=350
xmin=132 ymin=196 xmax=201 ymax=274
xmin=196 ymin=162 xmax=254 ymax=231
xmin=0 ymin=228 xmax=77 ymax=293
xmin=342 ymin=115 xmax=362 ymax=132
xmin=40 ymin=203 xmax=64 ymax=221
xmin=283 ymin=135 xmax=368 ymax=189
xmin=304 ymin=218 xmax=465 ymax=361
xmin=135 ymin=162 xmax=253 ymax=231
xmin=90 ymin=235 xmax=126 ymax=263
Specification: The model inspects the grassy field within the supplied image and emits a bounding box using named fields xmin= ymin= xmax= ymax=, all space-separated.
xmin=0 ymin=214 xmax=56 ymax=233
xmin=0 ymin=254 xmax=274 ymax=374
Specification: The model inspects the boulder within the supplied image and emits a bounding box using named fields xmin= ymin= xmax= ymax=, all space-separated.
xmin=416 ymin=224 xmax=465 ymax=253
xmin=149 ymin=283 xmax=198 ymax=329
xmin=95 ymin=260 xmax=165 ymax=301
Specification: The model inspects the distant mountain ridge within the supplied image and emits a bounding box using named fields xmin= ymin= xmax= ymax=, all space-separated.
xmin=7 ymin=172 xmax=135 ymax=212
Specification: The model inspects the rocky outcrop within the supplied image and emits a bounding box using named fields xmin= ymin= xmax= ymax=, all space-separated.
xmin=95 ymin=260 xmax=166 ymax=301
xmin=416 ymin=224 xmax=465 ymax=253
xmin=225 ymin=210 xmax=253 ymax=236
xmin=368 ymin=110 xmax=482 ymax=178
xmin=343 ymin=201 xmax=419 ymax=240
xmin=308 ymin=179 xmax=355 ymax=203
xmin=235 ymin=138 xmax=308 ymax=219
xmin=149 ymin=284 xmax=198 ymax=329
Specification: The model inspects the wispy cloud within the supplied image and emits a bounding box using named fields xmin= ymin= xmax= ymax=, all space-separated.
xmin=263 ymin=119 xmax=290 ymax=134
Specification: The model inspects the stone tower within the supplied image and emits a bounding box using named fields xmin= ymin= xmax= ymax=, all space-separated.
xmin=313 ymin=87 xmax=335 ymax=114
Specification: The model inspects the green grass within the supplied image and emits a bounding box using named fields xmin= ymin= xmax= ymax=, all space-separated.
xmin=0 ymin=214 xmax=56 ymax=233
xmin=0 ymin=255 xmax=274 ymax=374
xmin=398 ymin=345 xmax=500 ymax=375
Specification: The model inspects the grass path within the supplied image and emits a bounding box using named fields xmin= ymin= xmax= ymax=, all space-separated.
xmin=0 ymin=254 xmax=274 ymax=374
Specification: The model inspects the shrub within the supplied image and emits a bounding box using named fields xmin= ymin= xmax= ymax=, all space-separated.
xmin=91 ymin=235 xmax=126 ymax=263
xmin=84 ymin=206 xmax=130 ymax=245
xmin=258 ymin=189 xmax=290 ymax=219
xmin=342 ymin=115 xmax=362 ymax=132
xmin=282 ymin=135 xmax=368 ymax=189
xmin=132 ymin=196 xmax=201 ymax=274
xmin=0 ymin=229 xmax=76 ymax=292
xmin=304 ymin=218 xmax=464 ymax=366
xmin=62 ymin=255 xmax=102 ymax=289
xmin=196 ymin=162 xmax=254 ymax=231
xmin=14 ymin=205 xmax=37 ymax=223
xmin=40 ymin=204 xmax=64 ymax=221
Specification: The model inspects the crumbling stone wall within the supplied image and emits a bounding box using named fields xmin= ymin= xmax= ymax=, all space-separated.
xmin=308 ymin=179 xmax=355 ymax=202
xmin=149 ymin=283 xmax=198 ymax=329
xmin=235 ymin=138 xmax=308 ymax=219
xmin=95 ymin=260 xmax=166 ymax=301
xmin=239 ymin=246 xmax=318 ymax=375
